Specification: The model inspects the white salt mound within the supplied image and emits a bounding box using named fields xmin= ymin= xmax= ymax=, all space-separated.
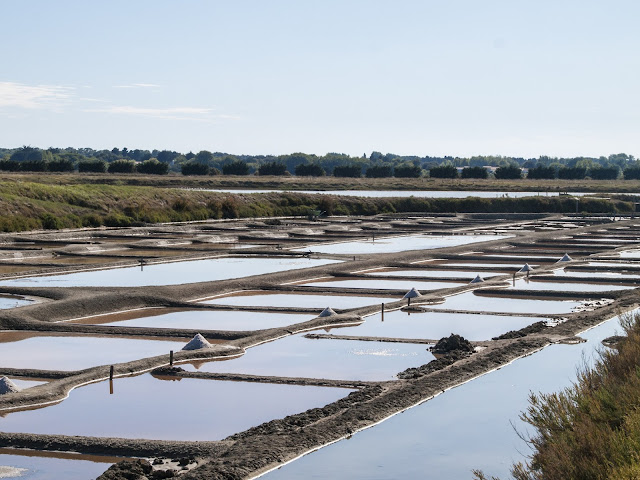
xmin=558 ymin=253 xmax=573 ymax=262
xmin=403 ymin=287 xmax=421 ymax=299
xmin=0 ymin=377 xmax=20 ymax=395
xmin=469 ymin=274 xmax=485 ymax=284
xmin=518 ymin=263 xmax=533 ymax=273
xmin=182 ymin=333 xmax=213 ymax=351
xmin=319 ymin=307 xmax=337 ymax=317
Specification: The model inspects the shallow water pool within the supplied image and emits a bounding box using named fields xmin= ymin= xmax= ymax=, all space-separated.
xmin=0 ymin=449 xmax=118 ymax=480
xmin=262 ymin=311 xmax=628 ymax=480
xmin=182 ymin=334 xmax=433 ymax=381
xmin=0 ymin=334 xmax=187 ymax=371
xmin=0 ymin=257 xmax=341 ymax=288
xmin=437 ymin=291 xmax=586 ymax=314
xmin=510 ymin=278 xmax=633 ymax=292
xmin=0 ymin=295 xmax=32 ymax=309
xmin=299 ymin=278 xmax=465 ymax=291
xmin=0 ymin=375 xmax=350 ymax=441
xmin=363 ymin=268 xmax=503 ymax=279
xmin=295 ymin=234 xmax=509 ymax=255
xmin=202 ymin=292 xmax=401 ymax=309
xmin=329 ymin=310 xmax=539 ymax=341
xmin=78 ymin=308 xmax=314 ymax=331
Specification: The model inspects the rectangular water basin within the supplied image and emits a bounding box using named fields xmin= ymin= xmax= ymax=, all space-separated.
xmin=294 ymin=234 xmax=509 ymax=255
xmin=0 ymin=333 xmax=187 ymax=371
xmin=511 ymin=278 xmax=634 ymax=292
xmin=0 ymin=374 xmax=350 ymax=441
xmin=299 ymin=278 xmax=465 ymax=291
xmin=437 ymin=291 xmax=586 ymax=314
xmin=328 ymin=310 xmax=541 ymax=341
xmin=201 ymin=291 xmax=401 ymax=309
xmin=262 ymin=312 xmax=626 ymax=480
xmin=0 ymin=294 xmax=32 ymax=309
xmin=0 ymin=257 xmax=341 ymax=288
xmin=363 ymin=268 xmax=503 ymax=279
xmin=182 ymin=334 xmax=433 ymax=381
xmin=554 ymin=269 xmax=640 ymax=279
xmin=0 ymin=449 xmax=120 ymax=480
xmin=73 ymin=308 xmax=314 ymax=331
xmin=617 ymin=249 xmax=640 ymax=259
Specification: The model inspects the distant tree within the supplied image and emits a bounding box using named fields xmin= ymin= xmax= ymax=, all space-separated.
xmin=257 ymin=161 xmax=287 ymax=176
xmin=0 ymin=159 xmax=20 ymax=171
xmin=222 ymin=160 xmax=250 ymax=175
xmin=333 ymin=164 xmax=362 ymax=178
xmin=185 ymin=151 xmax=196 ymax=160
xmin=623 ymin=166 xmax=640 ymax=180
xmin=295 ymin=163 xmax=325 ymax=176
xmin=366 ymin=165 xmax=393 ymax=178
xmin=181 ymin=162 xmax=210 ymax=175
xmin=156 ymin=150 xmax=179 ymax=164
xmin=195 ymin=150 xmax=214 ymax=165
xmin=10 ymin=146 xmax=49 ymax=163
xmin=78 ymin=160 xmax=107 ymax=173
xmin=394 ymin=163 xmax=422 ymax=178
xmin=557 ymin=167 xmax=587 ymax=180
xmin=429 ymin=165 xmax=458 ymax=178
xmin=461 ymin=166 xmax=488 ymax=179
xmin=589 ymin=166 xmax=619 ymax=180
xmin=136 ymin=159 xmax=169 ymax=175
xmin=526 ymin=165 xmax=556 ymax=180
xmin=108 ymin=159 xmax=137 ymax=173
xmin=48 ymin=158 xmax=75 ymax=172
xmin=494 ymin=165 xmax=522 ymax=179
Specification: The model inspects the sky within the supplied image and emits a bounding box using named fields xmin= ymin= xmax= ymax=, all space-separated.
xmin=1 ymin=0 xmax=639 ymax=158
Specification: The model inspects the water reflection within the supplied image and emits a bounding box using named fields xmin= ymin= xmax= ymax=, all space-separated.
xmin=182 ymin=334 xmax=433 ymax=381
xmin=294 ymin=234 xmax=509 ymax=255
xmin=262 ymin=313 xmax=628 ymax=480
xmin=0 ymin=375 xmax=350 ymax=441
xmin=332 ymin=310 xmax=539 ymax=341
xmin=0 ymin=257 xmax=341 ymax=288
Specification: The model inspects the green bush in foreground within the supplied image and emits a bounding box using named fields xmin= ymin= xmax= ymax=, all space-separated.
xmin=475 ymin=312 xmax=640 ymax=480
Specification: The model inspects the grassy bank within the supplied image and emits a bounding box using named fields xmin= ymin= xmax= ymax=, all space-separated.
xmin=0 ymin=181 xmax=633 ymax=232
xmin=3 ymin=172 xmax=640 ymax=193
xmin=476 ymin=312 xmax=640 ymax=480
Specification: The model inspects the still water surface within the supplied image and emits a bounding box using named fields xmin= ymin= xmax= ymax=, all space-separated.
xmin=262 ymin=312 xmax=628 ymax=480
xmin=0 ymin=257 xmax=340 ymax=288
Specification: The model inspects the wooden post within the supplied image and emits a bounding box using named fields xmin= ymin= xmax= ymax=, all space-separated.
xmin=170 ymin=350 xmax=174 ymax=366
xmin=408 ymin=297 xmax=411 ymax=307
xmin=109 ymin=380 xmax=114 ymax=395
xmin=109 ymin=365 xmax=114 ymax=381
xmin=381 ymin=303 xmax=385 ymax=322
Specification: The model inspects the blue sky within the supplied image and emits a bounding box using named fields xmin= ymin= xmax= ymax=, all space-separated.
xmin=1 ymin=1 xmax=638 ymax=158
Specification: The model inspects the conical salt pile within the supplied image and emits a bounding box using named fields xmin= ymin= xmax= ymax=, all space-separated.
xmin=403 ymin=287 xmax=422 ymax=299
xmin=518 ymin=263 xmax=533 ymax=273
xmin=0 ymin=376 xmax=20 ymax=395
xmin=182 ymin=333 xmax=213 ymax=351
xmin=558 ymin=253 xmax=572 ymax=262
xmin=469 ymin=274 xmax=485 ymax=284
xmin=318 ymin=307 xmax=337 ymax=317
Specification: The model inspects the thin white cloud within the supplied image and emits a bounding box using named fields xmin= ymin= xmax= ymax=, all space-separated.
xmin=85 ymin=104 xmax=237 ymax=121
xmin=113 ymin=83 xmax=161 ymax=89
xmin=0 ymin=82 xmax=74 ymax=109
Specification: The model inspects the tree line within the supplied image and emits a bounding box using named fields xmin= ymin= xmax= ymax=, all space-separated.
xmin=1 ymin=146 xmax=640 ymax=180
